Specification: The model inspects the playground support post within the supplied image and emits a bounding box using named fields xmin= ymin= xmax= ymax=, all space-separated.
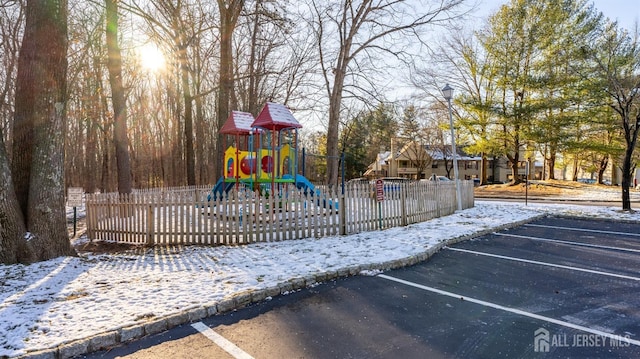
xmin=302 ymin=147 xmax=305 ymax=177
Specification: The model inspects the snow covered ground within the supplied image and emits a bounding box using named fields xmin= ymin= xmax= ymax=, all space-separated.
xmin=2 ymin=196 xmax=640 ymax=357
xmin=568 ymin=189 xmax=634 ymax=201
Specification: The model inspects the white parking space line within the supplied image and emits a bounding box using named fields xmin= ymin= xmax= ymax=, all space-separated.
xmin=525 ymin=223 xmax=640 ymax=237
xmin=378 ymin=274 xmax=640 ymax=347
xmin=191 ymin=322 xmax=254 ymax=359
xmin=493 ymin=232 xmax=640 ymax=254
xmin=447 ymin=247 xmax=640 ymax=282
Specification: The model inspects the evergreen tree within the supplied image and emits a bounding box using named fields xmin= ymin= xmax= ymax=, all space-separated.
xmin=479 ymin=0 xmax=546 ymax=184
xmin=339 ymin=103 xmax=398 ymax=178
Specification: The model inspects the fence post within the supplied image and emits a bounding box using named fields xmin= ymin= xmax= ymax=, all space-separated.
xmin=146 ymin=204 xmax=154 ymax=246
xmin=339 ymin=194 xmax=346 ymax=235
xmin=85 ymin=194 xmax=93 ymax=239
xmin=401 ymin=185 xmax=407 ymax=226
xmin=436 ymin=183 xmax=441 ymax=218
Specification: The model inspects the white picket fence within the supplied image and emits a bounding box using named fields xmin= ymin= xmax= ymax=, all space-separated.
xmin=85 ymin=181 xmax=474 ymax=245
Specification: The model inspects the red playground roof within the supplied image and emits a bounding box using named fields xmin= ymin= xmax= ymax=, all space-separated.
xmin=219 ymin=111 xmax=255 ymax=135
xmin=252 ymin=102 xmax=302 ymax=131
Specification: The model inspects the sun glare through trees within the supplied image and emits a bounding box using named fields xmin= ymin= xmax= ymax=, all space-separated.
xmin=137 ymin=43 xmax=166 ymax=73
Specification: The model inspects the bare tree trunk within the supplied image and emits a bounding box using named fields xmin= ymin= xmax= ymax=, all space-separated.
xmin=100 ymin=124 xmax=111 ymax=192
xmin=548 ymin=150 xmax=557 ymax=180
xmin=28 ymin=0 xmax=75 ymax=259
xmin=191 ymin=39 xmax=206 ymax=185
xmin=85 ymin=115 xmax=97 ymax=193
xmin=215 ymin=0 xmax=243 ymax=179
xmin=0 ymin=3 xmax=23 ymax=156
xmin=480 ymin=153 xmax=488 ymax=185
xmin=194 ymin=93 xmax=206 ymax=184
xmin=178 ymin=45 xmax=196 ymax=185
xmin=510 ymin=126 xmax=522 ymax=185
xmin=326 ymin=67 xmax=345 ymax=187
xmin=172 ymin=94 xmax=183 ymax=186
xmin=597 ymin=155 xmax=608 ymax=184
xmin=0 ymin=127 xmax=32 ymax=264
xmin=11 ymin=1 xmax=36 ymax=219
xmin=622 ymin=148 xmax=633 ymax=211
xmin=620 ymin=113 xmax=640 ymax=211
xmin=106 ymin=0 xmax=132 ymax=194
xmin=8 ymin=0 xmax=75 ymax=262
xmin=247 ymin=0 xmax=260 ymax=115
xmin=506 ymin=134 xmax=521 ymax=185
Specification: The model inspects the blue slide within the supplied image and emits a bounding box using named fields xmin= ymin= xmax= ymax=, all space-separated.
xmin=208 ymin=177 xmax=235 ymax=202
xmin=283 ymin=174 xmax=339 ymax=210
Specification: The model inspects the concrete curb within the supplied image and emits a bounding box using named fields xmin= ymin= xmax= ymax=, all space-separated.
xmin=18 ymin=214 xmax=547 ymax=359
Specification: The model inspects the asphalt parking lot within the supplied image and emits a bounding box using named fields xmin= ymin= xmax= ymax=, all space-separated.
xmin=87 ymin=216 xmax=640 ymax=358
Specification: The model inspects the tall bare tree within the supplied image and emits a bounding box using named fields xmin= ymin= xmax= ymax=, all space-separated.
xmin=215 ymin=0 xmax=243 ymax=179
xmin=106 ymin=0 xmax=132 ymax=194
xmin=3 ymin=0 xmax=75 ymax=263
xmin=0 ymin=2 xmax=25 ymax=262
xmin=0 ymin=1 xmax=24 ymax=148
xmin=582 ymin=22 xmax=640 ymax=211
xmin=308 ymin=0 xmax=467 ymax=186
xmin=0 ymin=125 xmax=27 ymax=264
xmin=126 ymin=0 xmax=219 ymax=186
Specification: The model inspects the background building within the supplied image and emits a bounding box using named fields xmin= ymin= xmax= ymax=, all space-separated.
xmin=364 ymin=142 xmax=484 ymax=181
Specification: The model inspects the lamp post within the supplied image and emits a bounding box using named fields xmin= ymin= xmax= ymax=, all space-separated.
xmin=442 ymin=84 xmax=463 ymax=211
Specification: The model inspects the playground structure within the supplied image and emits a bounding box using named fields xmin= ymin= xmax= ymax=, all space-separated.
xmin=86 ymin=104 xmax=474 ymax=244
xmin=212 ymin=102 xmax=337 ymax=209
xmin=84 ymin=107 xmax=476 ymax=246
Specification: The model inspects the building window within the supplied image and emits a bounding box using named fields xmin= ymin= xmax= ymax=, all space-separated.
xmin=432 ymin=162 xmax=438 ymax=168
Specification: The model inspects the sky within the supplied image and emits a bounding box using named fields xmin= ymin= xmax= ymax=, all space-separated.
xmin=590 ymin=0 xmax=639 ymax=30
xmin=479 ymin=0 xmax=639 ymax=31
xmin=1 ymin=186 xmax=640 ymax=358
xmin=303 ymin=0 xmax=638 ymax=128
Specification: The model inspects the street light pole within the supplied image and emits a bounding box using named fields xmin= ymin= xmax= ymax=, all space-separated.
xmin=442 ymin=84 xmax=463 ymax=211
